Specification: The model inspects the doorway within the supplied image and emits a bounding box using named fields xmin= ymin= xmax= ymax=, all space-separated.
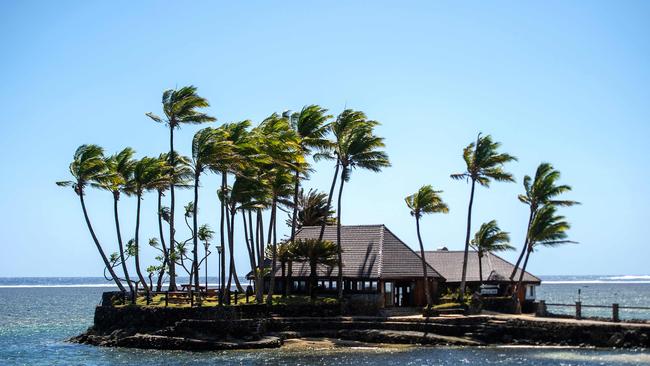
xmin=394 ymin=282 xmax=413 ymax=307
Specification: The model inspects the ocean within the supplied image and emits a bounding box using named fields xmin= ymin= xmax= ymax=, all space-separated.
xmin=0 ymin=275 xmax=648 ymax=365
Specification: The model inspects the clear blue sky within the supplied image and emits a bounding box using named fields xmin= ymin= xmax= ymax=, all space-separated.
xmin=1 ymin=1 xmax=648 ymax=277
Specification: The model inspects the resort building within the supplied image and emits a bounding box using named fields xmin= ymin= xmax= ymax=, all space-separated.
xmin=257 ymin=224 xmax=540 ymax=307
xmin=423 ymin=249 xmax=541 ymax=303
xmin=260 ymin=225 xmax=444 ymax=307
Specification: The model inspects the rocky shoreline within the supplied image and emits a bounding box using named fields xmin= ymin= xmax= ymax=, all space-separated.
xmin=71 ymin=305 xmax=650 ymax=351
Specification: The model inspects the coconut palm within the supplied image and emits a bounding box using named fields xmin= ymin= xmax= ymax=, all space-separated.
xmin=189 ymin=127 xmax=233 ymax=292
xmin=470 ymin=220 xmax=513 ymax=285
xmin=516 ymin=205 xmax=576 ymax=291
xmin=405 ymin=185 xmax=449 ymax=307
xmin=330 ymin=109 xmax=390 ymax=299
xmin=510 ymin=163 xmax=579 ymax=281
xmin=265 ymin=241 xmax=295 ymax=297
xmin=146 ymin=85 xmax=216 ymax=290
xmin=287 ymin=105 xmax=332 ymax=245
xmin=286 ymin=188 xmax=336 ymax=229
xmin=92 ymin=147 xmax=137 ymax=293
xmin=451 ymin=134 xmax=517 ymax=300
xmin=291 ymin=238 xmax=340 ymax=300
xmin=56 ymin=145 xmax=126 ymax=292
xmin=197 ymin=224 xmax=215 ymax=290
xmin=125 ymin=157 xmax=168 ymax=296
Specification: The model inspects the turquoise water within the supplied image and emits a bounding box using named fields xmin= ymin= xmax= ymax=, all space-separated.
xmin=0 ymin=277 xmax=649 ymax=365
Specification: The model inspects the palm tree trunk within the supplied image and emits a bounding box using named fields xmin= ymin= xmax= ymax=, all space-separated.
xmin=415 ymin=215 xmax=432 ymax=307
xmin=336 ymin=168 xmax=346 ymax=300
xmin=517 ymin=246 xmax=533 ymax=293
xmin=219 ymin=173 xmax=227 ymax=304
xmin=204 ymin=242 xmax=208 ymax=291
xmin=156 ymin=190 xmax=168 ymax=292
xmin=243 ymin=211 xmax=256 ymax=277
xmin=227 ymin=206 xmax=245 ymax=292
xmin=319 ymin=161 xmax=340 ymax=241
xmin=192 ymin=173 xmax=201 ymax=293
xmin=510 ymin=208 xmax=535 ymax=282
xmin=266 ymin=200 xmax=278 ymax=304
xmin=113 ymin=193 xmax=133 ymax=293
xmin=134 ymin=194 xmax=150 ymax=295
xmin=281 ymin=261 xmax=286 ymax=297
xmin=310 ymin=260 xmax=317 ymax=300
xmin=79 ymin=191 xmax=125 ymax=292
xmin=168 ymin=125 xmax=178 ymax=291
xmin=255 ymin=209 xmax=264 ymax=303
xmin=459 ymin=178 xmax=477 ymax=301
xmin=290 ymin=170 xmax=300 ymax=240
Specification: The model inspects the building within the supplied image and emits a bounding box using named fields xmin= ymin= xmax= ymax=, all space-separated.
xmin=260 ymin=225 xmax=444 ymax=307
xmin=423 ymin=249 xmax=541 ymax=303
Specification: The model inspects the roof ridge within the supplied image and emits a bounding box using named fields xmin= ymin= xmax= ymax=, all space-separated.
xmin=382 ymin=226 xmax=443 ymax=279
xmin=300 ymin=224 xmax=385 ymax=228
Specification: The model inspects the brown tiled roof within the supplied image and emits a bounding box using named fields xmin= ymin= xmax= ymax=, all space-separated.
xmin=423 ymin=250 xmax=541 ymax=284
xmin=271 ymin=225 xmax=442 ymax=279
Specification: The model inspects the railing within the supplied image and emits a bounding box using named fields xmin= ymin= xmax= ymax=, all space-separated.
xmin=119 ymin=288 xmax=255 ymax=307
xmin=539 ymin=300 xmax=650 ymax=322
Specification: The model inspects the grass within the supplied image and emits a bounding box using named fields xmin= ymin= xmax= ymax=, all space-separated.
xmin=116 ymin=294 xmax=338 ymax=308
xmin=432 ymin=302 xmax=464 ymax=310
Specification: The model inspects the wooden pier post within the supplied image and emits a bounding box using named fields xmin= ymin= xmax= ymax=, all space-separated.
xmin=575 ymin=301 xmax=582 ymax=320
xmin=612 ymin=303 xmax=620 ymax=322
xmin=234 ymin=291 xmax=239 ymax=304
xmin=165 ymin=291 xmax=169 ymax=307
xmin=190 ymin=290 xmax=194 ymax=307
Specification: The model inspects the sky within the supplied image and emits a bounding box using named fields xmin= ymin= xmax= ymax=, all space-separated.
xmin=1 ymin=1 xmax=648 ymax=278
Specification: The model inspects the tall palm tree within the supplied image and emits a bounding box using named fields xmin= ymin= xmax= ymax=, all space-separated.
xmin=516 ymin=205 xmax=576 ymax=291
xmin=92 ymin=147 xmax=137 ymax=293
xmin=330 ymin=109 xmax=390 ymax=300
xmin=56 ymin=145 xmax=126 ymax=292
xmin=405 ymin=185 xmax=449 ymax=307
xmin=126 ymin=157 xmax=168 ymax=296
xmin=288 ymin=105 xmax=331 ymax=247
xmin=510 ymin=163 xmax=579 ymax=282
xmin=470 ymin=220 xmax=513 ymax=285
xmin=286 ymin=188 xmax=336 ymax=229
xmin=190 ymin=127 xmax=233 ymax=293
xmin=265 ymin=241 xmax=294 ymax=297
xmin=146 ymin=85 xmax=216 ymax=290
xmin=291 ymin=238 xmax=340 ymax=300
xmin=451 ymin=134 xmax=517 ymax=300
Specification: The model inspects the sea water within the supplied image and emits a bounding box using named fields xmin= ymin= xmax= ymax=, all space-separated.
xmin=0 ymin=276 xmax=648 ymax=365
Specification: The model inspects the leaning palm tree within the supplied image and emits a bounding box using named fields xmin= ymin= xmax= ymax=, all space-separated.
xmin=265 ymin=241 xmax=294 ymax=297
xmin=331 ymin=109 xmax=390 ymax=300
xmin=451 ymin=134 xmax=517 ymax=300
xmin=405 ymin=185 xmax=449 ymax=307
xmin=510 ymin=163 xmax=579 ymax=282
xmin=56 ymin=145 xmax=126 ymax=292
xmin=125 ymin=157 xmax=168 ymax=296
xmin=516 ymin=205 xmax=576 ymax=292
xmin=470 ymin=220 xmax=513 ymax=285
xmin=291 ymin=238 xmax=340 ymax=300
xmin=92 ymin=147 xmax=137 ymax=293
xmin=288 ymin=105 xmax=332 ymax=247
xmin=146 ymin=85 xmax=216 ymax=290
xmin=189 ymin=127 xmax=233 ymax=292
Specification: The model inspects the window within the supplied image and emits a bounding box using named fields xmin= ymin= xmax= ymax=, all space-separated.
xmin=369 ymin=281 xmax=377 ymax=291
xmin=384 ymin=282 xmax=393 ymax=292
xmin=364 ymin=281 xmax=371 ymax=290
xmin=331 ymin=281 xmax=337 ymax=289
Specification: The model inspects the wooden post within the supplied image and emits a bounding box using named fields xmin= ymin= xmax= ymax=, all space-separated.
xmin=165 ymin=291 xmax=169 ymax=307
xmin=234 ymin=290 xmax=239 ymax=304
xmin=575 ymin=301 xmax=582 ymax=320
xmin=146 ymin=293 xmax=150 ymax=305
xmin=612 ymin=303 xmax=620 ymax=322
xmin=246 ymin=292 xmax=250 ymax=303
xmin=190 ymin=290 xmax=194 ymax=307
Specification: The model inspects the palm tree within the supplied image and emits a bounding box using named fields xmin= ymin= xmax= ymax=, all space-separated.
xmin=470 ymin=220 xmax=513 ymax=285
xmin=265 ymin=241 xmax=294 ymax=297
xmin=510 ymin=163 xmax=579 ymax=282
xmin=451 ymin=134 xmax=517 ymax=300
xmin=405 ymin=185 xmax=449 ymax=307
xmin=286 ymin=188 xmax=336 ymax=229
xmin=92 ymin=147 xmax=136 ymax=294
xmin=516 ymin=205 xmax=576 ymax=291
xmin=146 ymin=85 xmax=216 ymax=290
xmin=291 ymin=238 xmax=340 ymax=300
xmin=330 ymin=109 xmax=390 ymax=300
xmin=288 ymin=105 xmax=331 ymax=247
xmin=190 ymin=127 xmax=233 ymax=293
xmin=56 ymin=145 xmax=126 ymax=292
xmin=197 ymin=224 xmax=215 ymax=290
xmin=126 ymin=157 xmax=168 ymax=296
